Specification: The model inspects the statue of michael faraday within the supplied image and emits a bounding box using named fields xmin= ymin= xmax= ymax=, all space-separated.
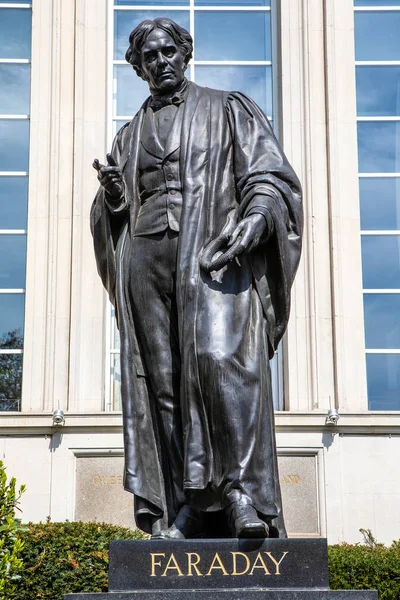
xmin=91 ymin=18 xmax=302 ymax=541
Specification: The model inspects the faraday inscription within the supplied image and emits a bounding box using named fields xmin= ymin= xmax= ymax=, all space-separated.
xmin=149 ymin=551 xmax=289 ymax=577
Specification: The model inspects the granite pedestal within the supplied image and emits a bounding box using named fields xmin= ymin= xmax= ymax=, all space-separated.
xmin=64 ymin=539 xmax=377 ymax=600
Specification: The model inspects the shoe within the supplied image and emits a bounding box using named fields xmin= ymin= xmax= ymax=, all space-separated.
xmin=151 ymin=505 xmax=205 ymax=539
xmin=227 ymin=502 xmax=269 ymax=538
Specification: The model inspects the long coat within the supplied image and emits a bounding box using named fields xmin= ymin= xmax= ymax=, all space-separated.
xmin=91 ymin=82 xmax=303 ymax=534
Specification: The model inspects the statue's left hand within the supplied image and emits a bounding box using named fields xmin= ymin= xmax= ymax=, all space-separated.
xmin=227 ymin=213 xmax=268 ymax=258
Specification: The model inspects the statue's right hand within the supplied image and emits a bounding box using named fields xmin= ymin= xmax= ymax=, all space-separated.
xmin=93 ymin=153 xmax=124 ymax=200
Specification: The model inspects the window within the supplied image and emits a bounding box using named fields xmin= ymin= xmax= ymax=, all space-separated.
xmin=107 ymin=0 xmax=282 ymax=410
xmin=355 ymin=2 xmax=400 ymax=409
xmin=0 ymin=2 xmax=31 ymax=411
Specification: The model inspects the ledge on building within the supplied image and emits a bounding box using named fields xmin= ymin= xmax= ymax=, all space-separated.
xmin=0 ymin=411 xmax=399 ymax=435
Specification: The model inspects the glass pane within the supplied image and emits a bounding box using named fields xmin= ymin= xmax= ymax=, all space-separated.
xmin=355 ymin=1 xmax=400 ymax=5
xmin=357 ymin=122 xmax=400 ymax=173
xmin=0 ymin=354 xmax=22 ymax=412
xmin=111 ymin=354 xmax=122 ymax=411
xmin=360 ymin=177 xmax=400 ymax=230
xmin=0 ymin=64 xmax=30 ymax=115
xmin=355 ymin=12 xmax=400 ymax=61
xmin=364 ymin=294 xmax=400 ymax=348
xmin=0 ymin=9 xmax=31 ymax=60
xmin=367 ymin=354 xmax=400 ymax=411
xmin=0 ymin=235 xmax=26 ymax=288
xmin=362 ymin=235 xmax=400 ymax=288
xmin=0 ymin=120 xmax=29 ymax=172
xmin=114 ymin=65 xmax=150 ymax=116
xmin=356 ymin=67 xmax=400 ymax=117
xmin=0 ymin=177 xmax=28 ymax=229
xmin=195 ymin=65 xmax=272 ymax=116
xmin=114 ymin=11 xmax=190 ymax=60
xmin=195 ymin=11 xmax=271 ymax=61
xmin=0 ymin=294 xmax=24 ymax=343
xmin=195 ymin=0 xmax=269 ymax=4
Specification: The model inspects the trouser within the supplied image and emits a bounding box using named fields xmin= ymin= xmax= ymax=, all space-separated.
xmin=128 ymin=229 xmax=185 ymax=520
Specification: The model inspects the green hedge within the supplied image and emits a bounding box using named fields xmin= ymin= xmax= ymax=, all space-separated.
xmin=329 ymin=541 xmax=400 ymax=600
xmin=17 ymin=521 xmax=145 ymax=599
xmin=17 ymin=522 xmax=400 ymax=600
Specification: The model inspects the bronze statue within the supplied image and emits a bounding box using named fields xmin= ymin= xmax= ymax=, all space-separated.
xmin=91 ymin=18 xmax=302 ymax=540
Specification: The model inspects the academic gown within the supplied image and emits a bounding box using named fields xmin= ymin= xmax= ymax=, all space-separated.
xmin=91 ymin=82 xmax=303 ymax=536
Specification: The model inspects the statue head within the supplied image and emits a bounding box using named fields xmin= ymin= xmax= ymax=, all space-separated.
xmin=125 ymin=18 xmax=193 ymax=94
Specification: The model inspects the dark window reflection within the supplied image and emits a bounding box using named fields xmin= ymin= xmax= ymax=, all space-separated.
xmin=364 ymin=294 xmax=400 ymax=349
xmin=0 ymin=236 xmax=27 ymax=289
xmin=355 ymin=12 xmax=400 ymax=61
xmin=357 ymin=122 xmax=400 ymax=173
xmin=0 ymin=64 xmax=30 ymax=115
xmin=0 ymin=352 xmax=22 ymax=412
xmin=195 ymin=12 xmax=271 ymax=61
xmin=356 ymin=67 xmax=400 ymax=117
xmin=360 ymin=178 xmax=400 ymax=230
xmin=0 ymin=295 xmax=24 ymax=341
xmin=114 ymin=65 xmax=150 ymax=116
xmin=195 ymin=65 xmax=272 ymax=116
xmin=362 ymin=235 xmax=400 ymax=288
xmin=114 ymin=10 xmax=190 ymax=60
xmin=0 ymin=177 xmax=28 ymax=229
xmin=0 ymin=9 xmax=31 ymax=60
xmin=367 ymin=354 xmax=400 ymax=411
xmin=0 ymin=120 xmax=30 ymax=172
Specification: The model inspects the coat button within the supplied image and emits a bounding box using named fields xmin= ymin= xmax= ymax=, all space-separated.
xmin=166 ymin=174 xmax=173 ymax=181
xmin=170 ymin=189 xmax=176 ymax=195
xmin=169 ymin=204 xmax=175 ymax=210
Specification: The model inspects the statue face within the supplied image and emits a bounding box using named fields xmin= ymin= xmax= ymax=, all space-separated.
xmin=140 ymin=28 xmax=186 ymax=94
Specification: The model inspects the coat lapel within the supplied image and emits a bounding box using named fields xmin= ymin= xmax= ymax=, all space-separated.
xmin=120 ymin=109 xmax=145 ymax=237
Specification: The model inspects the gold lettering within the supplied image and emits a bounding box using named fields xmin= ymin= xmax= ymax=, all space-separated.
xmin=231 ymin=552 xmax=250 ymax=576
xmin=186 ymin=553 xmax=202 ymax=576
xmin=205 ymin=553 xmax=228 ymax=576
xmin=162 ymin=553 xmax=184 ymax=577
xmin=281 ymin=475 xmax=300 ymax=484
xmin=265 ymin=551 xmax=289 ymax=575
xmin=92 ymin=474 xmax=125 ymax=486
xmin=248 ymin=553 xmax=270 ymax=576
xmin=150 ymin=553 xmax=165 ymax=577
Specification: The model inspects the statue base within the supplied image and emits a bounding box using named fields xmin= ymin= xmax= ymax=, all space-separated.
xmin=63 ymin=539 xmax=377 ymax=600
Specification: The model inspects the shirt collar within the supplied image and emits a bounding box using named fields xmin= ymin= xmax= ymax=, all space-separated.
xmin=149 ymin=78 xmax=189 ymax=112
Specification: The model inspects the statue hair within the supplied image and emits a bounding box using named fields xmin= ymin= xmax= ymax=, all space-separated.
xmin=125 ymin=18 xmax=193 ymax=79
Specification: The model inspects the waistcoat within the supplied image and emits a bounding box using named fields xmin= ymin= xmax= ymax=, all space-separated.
xmin=134 ymin=103 xmax=183 ymax=236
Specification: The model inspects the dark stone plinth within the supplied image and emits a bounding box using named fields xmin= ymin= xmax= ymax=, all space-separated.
xmin=109 ymin=539 xmax=328 ymax=591
xmin=64 ymin=591 xmax=377 ymax=600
